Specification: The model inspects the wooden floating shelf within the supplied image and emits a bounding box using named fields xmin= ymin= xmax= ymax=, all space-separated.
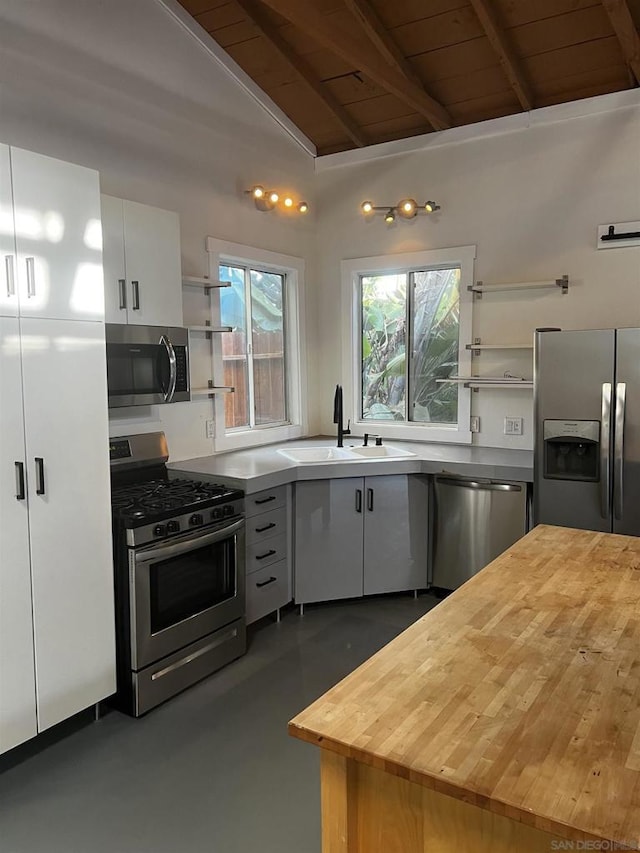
xmin=182 ymin=276 xmax=231 ymax=289
xmin=190 ymin=386 xmax=235 ymax=398
xmin=469 ymin=274 xmax=569 ymax=297
xmin=188 ymin=325 xmax=233 ymax=333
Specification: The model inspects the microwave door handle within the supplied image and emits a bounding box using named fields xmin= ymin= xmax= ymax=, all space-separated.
xmin=159 ymin=334 xmax=177 ymax=402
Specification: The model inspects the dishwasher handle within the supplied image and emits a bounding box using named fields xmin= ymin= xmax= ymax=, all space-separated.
xmin=435 ymin=477 xmax=522 ymax=492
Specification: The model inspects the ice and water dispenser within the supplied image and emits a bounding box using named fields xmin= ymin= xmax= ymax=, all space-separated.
xmin=542 ymin=420 xmax=600 ymax=481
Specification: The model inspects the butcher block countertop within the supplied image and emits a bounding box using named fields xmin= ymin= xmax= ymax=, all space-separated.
xmin=289 ymin=525 xmax=640 ymax=846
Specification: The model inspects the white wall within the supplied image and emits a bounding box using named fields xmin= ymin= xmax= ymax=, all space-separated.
xmin=313 ymin=100 xmax=640 ymax=449
xmin=0 ymin=0 xmax=317 ymax=460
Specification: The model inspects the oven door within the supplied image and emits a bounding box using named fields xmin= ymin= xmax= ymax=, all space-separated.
xmin=130 ymin=518 xmax=245 ymax=670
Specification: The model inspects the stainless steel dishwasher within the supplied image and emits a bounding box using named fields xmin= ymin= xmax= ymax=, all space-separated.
xmin=432 ymin=475 xmax=528 ymax=590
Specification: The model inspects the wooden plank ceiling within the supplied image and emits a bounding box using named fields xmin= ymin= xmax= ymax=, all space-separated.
xmin=178 ymin=0 xmax=640 ymax=155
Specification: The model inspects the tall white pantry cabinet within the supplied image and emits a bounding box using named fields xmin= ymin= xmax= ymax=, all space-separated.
xmin=0 ymin=144 xmax=116 ymax=754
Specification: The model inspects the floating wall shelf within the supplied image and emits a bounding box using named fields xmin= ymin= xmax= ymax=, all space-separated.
xmin=190 ymin=385 xmax=235 ymax=399
xmin=437 ymin=376 xmax=533 ymax=391
xmin=182 ymin=275 xmax=231 ymax=290
xmin=188 ymin=325 xmax=233 ymax=334
xmin=465 ymin=338 xmax=534 ymax=356
xmin=468 ymin=274 xmax=569 ymax=298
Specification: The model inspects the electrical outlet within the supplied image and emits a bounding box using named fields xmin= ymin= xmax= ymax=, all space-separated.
xmin=504 ymin=417 xmax=523 ymax=436
xmin=205 ymin=419 xmax=215 ymax=439
xmin=470 ymin=416 xmax=480 ymax=433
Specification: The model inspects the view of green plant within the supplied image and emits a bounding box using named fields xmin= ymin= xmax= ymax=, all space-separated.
xmin=361 ymin=267 xmax=460 ymax=424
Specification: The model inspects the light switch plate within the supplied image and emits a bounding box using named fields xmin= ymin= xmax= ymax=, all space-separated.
xmin=504 ymin=417 xmax=523 ymax=436
xmin=470 ymin=416 xmax=480 ymax=433
xmin=206 ymin=419 xmax=215 ymax=439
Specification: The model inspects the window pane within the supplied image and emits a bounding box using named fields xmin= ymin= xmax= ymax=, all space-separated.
xmin=250 ymin=270 xmax=286 ymax=425
xmin=361 ymin=274 xmax=406 ymax=421
xmin=220 ymin=265 xmax=249 ymax=429
xmin=410 ymin=267 xmax=460 ymax=425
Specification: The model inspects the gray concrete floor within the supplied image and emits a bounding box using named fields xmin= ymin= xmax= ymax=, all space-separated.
xmin=0 ymin=594 xmax=439 ymax=853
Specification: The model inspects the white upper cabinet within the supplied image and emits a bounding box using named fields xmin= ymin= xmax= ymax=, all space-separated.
xmin=102 ymin=195 xmax=183 ymax=327
xmin=10 ymin=147 xmax=104 ymax=322
xmin=0 ymin=145 xmax=19 ymax=318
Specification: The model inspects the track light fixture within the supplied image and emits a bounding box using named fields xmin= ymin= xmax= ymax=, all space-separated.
xmin=360 ymin=198 xmax=441 ymax=222
xmin=246 ymin=185 xmax=309 ymax=214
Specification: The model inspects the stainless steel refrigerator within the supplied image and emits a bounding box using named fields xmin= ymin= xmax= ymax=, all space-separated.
xmin=534 ymin=328 xmax=640 ymax=535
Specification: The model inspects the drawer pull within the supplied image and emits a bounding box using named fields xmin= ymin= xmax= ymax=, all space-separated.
xmin=256 ymin=576 xmax=277 ymax=588
xmin=255 ymin=495 xmax=277 ymax=505
xmin=255 ymin=522 xmax=276 ymax=533
xmin=256 ymin=549 xmax=277 ymax=561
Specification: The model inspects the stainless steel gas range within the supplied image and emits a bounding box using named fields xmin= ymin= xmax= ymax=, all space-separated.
xmin=109 ymin=432 xmax=246 ymax=716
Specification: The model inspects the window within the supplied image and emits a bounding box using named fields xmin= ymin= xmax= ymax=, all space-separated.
xmin=206 ymin=238 xmax=306 ymax=452
xmin=343 ymin=246 xmax=474 ymax=444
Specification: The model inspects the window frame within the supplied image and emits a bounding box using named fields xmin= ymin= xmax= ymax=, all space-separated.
xmin=206 ymin=237 xmax=307 ymax=452
xmin=342 ymin=245 xmax=475 ymax=445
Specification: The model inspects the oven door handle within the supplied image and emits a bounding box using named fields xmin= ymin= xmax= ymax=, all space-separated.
xmin=159 ymin=334 xmax=177 ymax=402
xmin=135 ymin=519 xmax=244 ymax=564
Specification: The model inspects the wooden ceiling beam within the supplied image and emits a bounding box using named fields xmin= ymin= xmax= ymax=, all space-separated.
xmin=254 ymin=0 xmax=453 ymax=130
xmin=468 ymin=0 xmax=534 ymax=111
xmin=343 ymin=0 xmax=424 ymax=90
xmin=233 ymin=0 xmax=367 ymax=147
xmin=601 ymin=0 xmax=640 ymax=84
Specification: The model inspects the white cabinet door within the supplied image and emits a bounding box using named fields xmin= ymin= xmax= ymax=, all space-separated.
xmin=0 ymin=146 xmax=19 ymax=318
xmin=123 ymin=200 xmax=183 ymax=327
xmin=363 ymin=475 xmax=429 ymax=595
xmin=10 ymin=147 xmax=104 ymax=323
xmin=0 ymin=317 xmax=37 ymax=752
xmin=101 ymin=195 xmax=127 ymax=324
xmin=294 ymin=478 xmax=364 ymax=604
xmin=20 ymin=318 xmax=116 ymax=732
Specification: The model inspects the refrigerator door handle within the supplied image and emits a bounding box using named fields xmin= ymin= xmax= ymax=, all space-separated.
xmin=601 ymin=382 xmax=612 ymax=519
xmin=614 ymin=382 xmax=626 ymax=520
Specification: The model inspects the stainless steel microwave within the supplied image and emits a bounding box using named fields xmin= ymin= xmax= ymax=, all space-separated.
xmin=105 ymin=324 xmax=190 ymax=408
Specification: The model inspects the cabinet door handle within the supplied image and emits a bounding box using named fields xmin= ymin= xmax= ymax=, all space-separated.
xmin=15 ymin=461 xmax=25 ymax=500
xmin=367 ymin=488 xmax=374 ymax=511
xmin=255 ymin=522 xmax=276 ymax=533
xmin=355 ymin=489 xmax=362 ymax=513
xmin=26 ymin=257 xmax=36 ymax=298
xmin=131 ymin=280 xmax=140 ymax=310
xmin=255 ymin=549 xmax=276 ymax=561
xmin=255 ymin=495 xmax=276 ymax=505
xmin=118 ymin=279 xmax=127 ymax=310
xmin=5 ymin=255 xmax=16 ymax=297
xmin=256 ymin=576 xmax=277 ymax=588
xmin=35 ymin=457 xmax=45 ymax=495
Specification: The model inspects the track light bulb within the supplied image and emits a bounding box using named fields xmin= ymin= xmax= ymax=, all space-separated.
xmin=384 ymin=209 xmax=395 ymax=223
xmin=284 ymin=197 xmax=294 ymax=208
xmin=298 ymin=201 xmax=308 ymax=213
xmin=361 ymin=200 xmax=373 ymax=214
xmin=398 ymin=198 xmax=417 ymax=219
xmin=269 ymin=191 xmax=279 ymax=204
xmin=252 ymin=185 xmax=265 ymax=199
xmin=425 ymin=201 xmax=439 ymax=213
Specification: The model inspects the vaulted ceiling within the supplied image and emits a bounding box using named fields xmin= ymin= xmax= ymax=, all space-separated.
xmin=177 ymin=0 xmax=640 ymax=155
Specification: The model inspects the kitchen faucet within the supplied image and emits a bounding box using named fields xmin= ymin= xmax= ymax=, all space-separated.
xmin=333 ymin=384 xmax=350 ymax=447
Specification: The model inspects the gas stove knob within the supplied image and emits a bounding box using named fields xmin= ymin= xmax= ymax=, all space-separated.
xmin=166 ymin=520 xmax=180 ymax=533
xmin=189 ymin=513 xmax=203 ymax=527
xmin=211 ymin=507 xmax=223 ymax=521
xmin=223 ymin=504 xmax=234 ymax=517
xmin=153 ymin=524 xmax=166 ymax=538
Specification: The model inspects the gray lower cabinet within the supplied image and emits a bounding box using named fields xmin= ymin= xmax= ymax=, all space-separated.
xmin=245 ymin=485 xmax=292 ymax=624
xmin=294 ymin=475 xmax=429 ymax=605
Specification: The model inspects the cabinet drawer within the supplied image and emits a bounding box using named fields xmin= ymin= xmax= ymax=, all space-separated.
xmin=245 ymin=486 xmax=287 ymax=517
xmin=246 ymin=560 xmax=290 ymax=625
xmin=246 ymin=506 xmax=287 ymax=544
xmin=246 ymin=534 xmax=287 ymax=575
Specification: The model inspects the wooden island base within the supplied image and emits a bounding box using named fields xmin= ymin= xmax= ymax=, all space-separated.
xmin=321 ymin=751 xmax=563 ymax=853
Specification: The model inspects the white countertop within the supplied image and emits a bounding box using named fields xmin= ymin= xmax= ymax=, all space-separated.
xmin=168 ymin=436 xmax=533 ymax=494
